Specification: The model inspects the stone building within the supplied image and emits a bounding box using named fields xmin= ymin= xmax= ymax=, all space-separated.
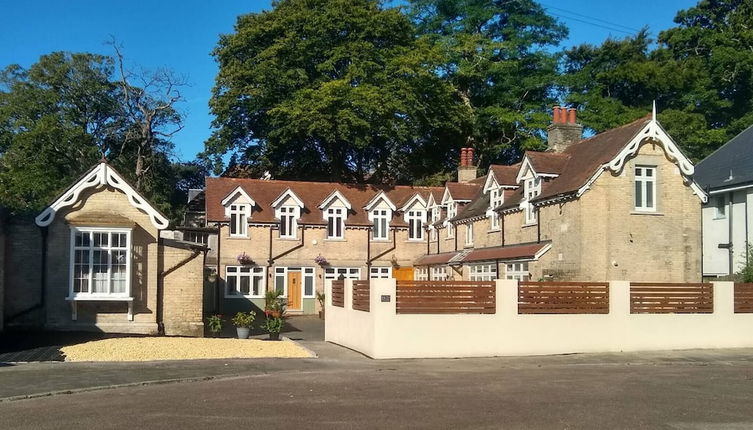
xmin=2 ymin=162 xmax=206 ymax=336
xmin=422 ymin=107 xmax=707 ymax=282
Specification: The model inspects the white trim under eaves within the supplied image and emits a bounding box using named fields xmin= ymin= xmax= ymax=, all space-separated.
xmin=365 ymin=190 xmax=398 ymax=212
xmin=515 ymin=155 xmax=537 ymax=184
xmin=271 ymin=188 xmax=304 ymax=209
xmin=221 ymin=186 xmax=256 ymax=207
xmin=318 ymin=190 xmax=352 ymax=210
xmin=482 ymin=174 xmax=499 ymax=194
xmin=708 ymin=183 xmax=753 ymax=194
xmin=399 ymin=193 xmax=427 ymax=212
xmin=35 ymin=163 xmax=169 ymax=229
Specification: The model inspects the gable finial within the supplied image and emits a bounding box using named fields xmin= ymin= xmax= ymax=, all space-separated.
xmin=652 ymin=100 xmax=657 ymax=121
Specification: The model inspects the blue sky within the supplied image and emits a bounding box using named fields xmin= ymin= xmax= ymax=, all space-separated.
xmin=0 ymin=0 xmax=697 ymax=162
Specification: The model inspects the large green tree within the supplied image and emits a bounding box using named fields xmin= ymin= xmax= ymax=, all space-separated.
xmin=205 ymin=0 xmax=471 ymax=184
xmin=0 ymin=52 xmax=191 ymax=220
xmin=408 ymin=0 xmax=568 ymax=167
xmin=562 ymin=0 xmax=753 ymax=161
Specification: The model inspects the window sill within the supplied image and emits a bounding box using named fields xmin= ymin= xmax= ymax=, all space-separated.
xmin=225 ymin=295 xmax=265 ymax=299
xmin=521 ymin=223 xmax=538 ymax=228
xmin=370 ymin=238 xmax=390 ymax=243
xmin=324 ymin=238 xmax=346 ymax=242
xmin=488 ymin=228 xmax=500 ymax=233
xmin=712 ymin=216 xmax=726 ymax=221
xmin=277 ymin=237 xmax=299 ymax=241
xmin=630 ymin=211 xmax=664 ymax=216
xmin=228 ymin=236 xmax=249 ymax=240
xmin=66 ymin=296 xmax=133 ymax=301
xmin=406 ymin=239 xmax=426 ymax=243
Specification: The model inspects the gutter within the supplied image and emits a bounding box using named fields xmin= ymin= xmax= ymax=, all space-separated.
xmin=269 ymin=225 xmax=306 ymax=263
xmin=369 ymin=228 xmax=397 ymax=264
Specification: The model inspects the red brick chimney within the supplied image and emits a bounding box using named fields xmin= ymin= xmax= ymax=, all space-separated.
xmin=458 ymin=147 xmax=477 ymax=183
xmin=547 ymin=105 xmax=583 ymax=153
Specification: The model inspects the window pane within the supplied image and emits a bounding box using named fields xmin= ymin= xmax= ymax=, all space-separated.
xmin=230 ymin=213 xmax=237 ymax=234
xmin=227 ymin=275 xmax=238 ymax=295
xmin=646 ymin=182 xmax=654 ymax=208
xmin=304 ymin=276 xmax=314 ymax=296
xmin=635 ymin=180 xmax=642 ymax=207
xmin=252 ymin=276 xmax=262 ymax=296
xmin=240 ymin=276 xmax=250 ymax=295
xmin=275 ymin=275 xmax=285 ymax=294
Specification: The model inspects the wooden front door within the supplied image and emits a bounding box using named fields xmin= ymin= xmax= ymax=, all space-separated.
xmin=393 ymin=267 xmax=414 ymax=281
xmin=287 ymin=272 xmax=302 ymax=310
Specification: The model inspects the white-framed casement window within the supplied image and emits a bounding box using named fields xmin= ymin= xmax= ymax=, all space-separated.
xmin=407 ymin=210 xmax=424 ymax=240
xmin=430 ymin=207 xmax=440 ymax=241
xmin=274 ymin=267 xmax=315 ymax=298
xmin=634 ymin=165 xmax=657 ymax=212
xmin=430 ymin=266 xmax=449 ymax=280
xmin=524 ymin=177 xmax=541 ymax=224
xmin=446 ymin=203 xmax=456 ymax=238
xmin=469 ymin=263 xmax=497 ymax=281
xmin=505 ymin=262 xmax=529 ymax=281
xmin=225 ymin=265 xmax=265 ymax=298
xmin=371 ymin=209 xmax=390 ymax=240
xmin=70 ymin=228 xmax=131 ymax=298
xmin=324 ymin=267 xmax=361 ymax=280
xmin=369 ymin=266 xmax=392 ymax=279
xmin=415 ymin=267 xmax=428 ymax=280
xmin=229 ymin=204 xmax=250 ymax=237
xmin=326 ymin=207 xmax=346 ymax=239
xmin=489 ymin=188 xmax=503 ymax=230
xmin=714 ymin=194 xmax=727 ymax=219
xmin=464 ymin=223 xmax=474 ymax=246
xmin=279 ymin=206 xmax=298 ymax=239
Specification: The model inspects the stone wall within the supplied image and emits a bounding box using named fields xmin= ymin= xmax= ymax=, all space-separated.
xmin=161 ymin=244 xmax=205 ymax=337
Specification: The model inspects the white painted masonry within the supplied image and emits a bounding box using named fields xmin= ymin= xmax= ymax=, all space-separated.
xmin=325 ymin=279 xmax=753 ymax=359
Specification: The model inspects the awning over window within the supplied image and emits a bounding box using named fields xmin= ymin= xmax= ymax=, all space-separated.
xmin=414 ymin=241 xmax=551 ymax=266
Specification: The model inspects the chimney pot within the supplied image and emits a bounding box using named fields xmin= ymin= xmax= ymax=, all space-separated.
xmin=460 ymin=148 xmax=467 ymax=167
xmin=552 ymin=106 xmax=560 ymax=124
xmin=568 ymin=108 xmax=577 ymax=124
xmin=468 ymin=148 xmax=475 ymax=166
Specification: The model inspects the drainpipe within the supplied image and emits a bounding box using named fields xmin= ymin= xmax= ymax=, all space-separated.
xmin=366 ymin=226 xmax=371 ymax=270
xmin=536 ymin=208 xmax=541 ymax=244
xmin=501 ymin=213 xmax=505 ymax=246
xmin=215 ymin=222 xmax=222 ymax=314
xmin=728 ymin=192 xmax=734 ymax=276
xmin=425 ymin=226 xmax=430 ymax=255
xmin=369 ymin=228 xmax=397 ymax=264
xmin=454 ymin=225 xmax=458 ymax=251
xmin=156 ymin=235 xmax=164 ymax=335
xmin=270 ymin=225 xmax=305 ymax=261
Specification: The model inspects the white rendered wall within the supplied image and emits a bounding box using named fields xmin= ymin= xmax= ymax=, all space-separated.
xmin=703 ymin=188 xmax=752 ymax=276
xmin=326 ymin=279 xmax=753 ymax=359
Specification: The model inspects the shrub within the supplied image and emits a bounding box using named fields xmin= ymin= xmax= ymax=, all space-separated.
xmin=231 ymin=311 xmax=256 ymax=328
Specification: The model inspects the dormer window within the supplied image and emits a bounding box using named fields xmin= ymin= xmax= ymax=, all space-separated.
xmin=430 ymin=206 xmax=440 ymax=241
xmin=229 ymin=204 xmax=250 ymax=237
xmin=524 ymin=177 xmax=541 ymax=224
xmin=407 ymin=210 xmax=425 ymax=240
xmin=371 ymin=209 xmax=390 ymax=240
xmin=489 ymin=188 xmax=503 ymax=230
xmin=464 ymin=223 xmax=473 ymax=247
xmin=279 ymin=206 xmax=298 ymax=238
xmin=326 ymin=207 xmax=346 ymax=239
xmin=446 ymin=203 xmax=456 ymax=238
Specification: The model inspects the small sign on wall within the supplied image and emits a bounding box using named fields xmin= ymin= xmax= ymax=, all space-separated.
xmin=381 ymin=295 xmax=391 ymax=303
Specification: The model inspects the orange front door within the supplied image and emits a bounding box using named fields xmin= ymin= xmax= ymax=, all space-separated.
xmin=393 ymin=267 xmax=414 ymax=281
xmin=287 ymin=272 xmax=302 ymax=310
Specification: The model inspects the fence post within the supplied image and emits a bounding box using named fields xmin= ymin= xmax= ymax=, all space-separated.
xmin=610 ymin=281 xmax=630 ymax=315
xmin=497 ymin=279 xmax=517 ymax=316
xmin=325 ymin=279 xmax=332 ymax=307
xmin=713 ymin=281 xmax=733 ymax=315
xmin=344 ymin=279 xmax=353 ymax=310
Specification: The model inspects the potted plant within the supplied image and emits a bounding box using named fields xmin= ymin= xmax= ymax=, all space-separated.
xmin=231 ymin=311 xmax=256 ymax=339
xmin=316 ymin=291 xmax=326 ymax=319
xmin=263 ymin=289 xmax=287 ymax=340
xmin=236 ymin=252 xmax=254 ymax=265
xmin=206 ymin=314 xmax=223 ymax=337
xmin=314 ymin=254 xmax=329 ymax=267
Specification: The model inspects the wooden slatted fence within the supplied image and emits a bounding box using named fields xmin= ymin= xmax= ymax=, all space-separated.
xmin=396 ymin=281 xmax=495 ymax=314
xmin=331 ymin=280 xmax=344 ymax=308
xmin=630 ymin=282 xmax=713 ymax=314
xmin=734 ymin=283 xmax=753 ymax=313
xmin=352 ymin=280 xmax=370 ymax=312
xmin=518 ymin=281 xmax=609 ymax=314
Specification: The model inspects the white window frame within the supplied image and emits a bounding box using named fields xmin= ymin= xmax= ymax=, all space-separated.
xmin=69 ymin=227 xmax=132 ymax=299
xmin=229 ymin=204 xmax=250 ymax=237
xmin=225 ymin=265 xmax=266 ymax=298
xmin=324 ymin=267 xmax=361 ymax=280
xmin=505 ymin=262 xmax=530 ymax=281
xmin=370 ymin=208 xmax=390 ymax=241
xmin=446 ymin=203 xmax=456 ymax=238
xmin=465 ymin=223 xmax=474 ymax=246
xmin=524 ymin=177 xmax=541 ymax=224
xmin=634 ymin=165 xmax=657 ymax=212
xmin=274 ymin=266 xmax=315 ymax=298
xmin=369 ymin=266 xmax=392 ymax=279
xmin=326 ymin=207 xmax=346 ymax=239
xmin=430 ymin=206 xmax=440 ymax=241
xmin=407 ymin=210 xmax=425 ymax=241
xmin=278 ymin=206 xmax=299 ymax=239
xmin=415 ymin=267 xmax=428 ymax=281
xmin=430 ymin=266 xmax=449 ymax=281
xmin=469 ymin=263 xmax=497 ymax=281
xmin=489 ymin=188 xmax=503 ymax=230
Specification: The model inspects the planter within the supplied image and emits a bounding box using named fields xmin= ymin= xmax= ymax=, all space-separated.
xmin=268 ymin=332 xmax=280 ymax=341
xmin=236 ymin=327 xmax=250 ymax=339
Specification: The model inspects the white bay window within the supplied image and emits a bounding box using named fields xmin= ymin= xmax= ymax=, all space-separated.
xmin=226 ymin=266 xmax=265 ymax=298
xmin=70 ymin=228 xmax=131 ymax=298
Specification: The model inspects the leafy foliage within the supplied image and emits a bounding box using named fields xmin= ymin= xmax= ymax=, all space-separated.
xmin=206 ymin=0 xmax=471 ymax=183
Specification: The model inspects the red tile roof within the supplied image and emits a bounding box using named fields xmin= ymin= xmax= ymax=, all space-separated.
xmin=446 ymin=182 xmax=482 ymax=201
xmin=205 ymin=177 xmax=443 ymax=226
xmin=415 ymin=241 xmax=551 ymax=265
xmin=489 ymin=164 xmax=520 ymax=186
xmin=526 ymin=152 xmax=570 ymax=175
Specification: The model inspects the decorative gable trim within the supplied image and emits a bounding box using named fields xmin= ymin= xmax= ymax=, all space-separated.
xmin=318 ymin=190 xmax=352 ymax=210
xmin=221 ymin=186 xmax=256 ymax=207
xmin=515 ymin=156 xmax=537 ymax=184
xmin=606 ymin=117 xmax=707 ymax=204
xmin=441 ymin=187 xmax=453 ymax=204
xmin=35 ymin=163 xmax=169 ymax=230
xmin=271 ymin=188 xmax=304 ymax=209
xmin=398 ymin=193 xmax=426 ymax=212
xmin=482 ymin=174 xmax=499 ymax=194
xmin=364 ymin=191 xmax=397 ymax=212
xmin=426 ymin=193 xmax=437 ymax=208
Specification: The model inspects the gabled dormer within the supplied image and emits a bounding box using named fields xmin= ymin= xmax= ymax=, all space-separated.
xmin=399 ymin=193 xmax=427 ymax=241
xmin=221 ymin=186 xmax=255 ymax=237
xmin=364 ymin=191 xmax=396 ymax=241
xmin=319 ymin=190 xmax=352 ymax=240
xmin=271 ymin=188 xmax=304 ymax=239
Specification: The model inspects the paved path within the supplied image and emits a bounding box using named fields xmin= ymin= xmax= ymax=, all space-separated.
xmin=2 ymin=348 xmax=753 ymax=428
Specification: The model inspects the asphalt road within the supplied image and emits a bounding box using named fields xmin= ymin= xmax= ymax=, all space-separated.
xmin=2 ymin=346 xmax=753 ymax=429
